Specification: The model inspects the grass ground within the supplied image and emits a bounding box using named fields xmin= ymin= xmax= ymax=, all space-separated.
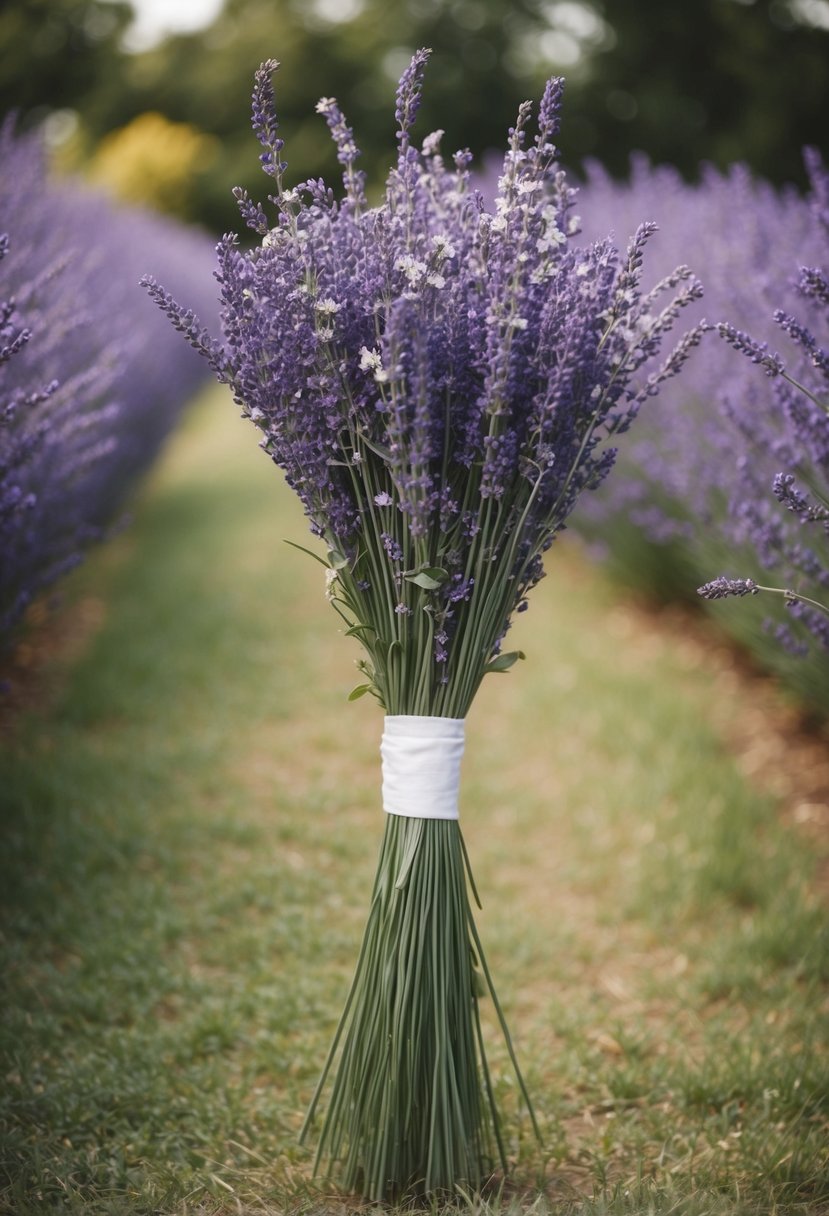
xmin=1 ymin=385 xmax=828 ymax=1216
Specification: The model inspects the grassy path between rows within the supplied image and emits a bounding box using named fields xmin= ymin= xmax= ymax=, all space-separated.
xmin=1 ymin=386 xmax=828 ymax=1216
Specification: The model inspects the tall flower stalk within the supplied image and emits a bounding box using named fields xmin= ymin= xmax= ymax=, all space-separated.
xmin=147 ymin=51 xmax=704 ymax=1200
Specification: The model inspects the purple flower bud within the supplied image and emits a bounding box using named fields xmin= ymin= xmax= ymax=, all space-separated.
xmin=697 ymin=577 xmax=759 ymax=600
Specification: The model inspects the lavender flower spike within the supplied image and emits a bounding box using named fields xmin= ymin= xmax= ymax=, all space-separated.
xmin=698 ymin=576 xmax=760 ymax=600
xmin=251 ymin=58 xmax=286 ymax=184
xmin=717 ymin=321 xmax=784 ymax=376
xmin=395 ymin=47 xmax=431 ymax=155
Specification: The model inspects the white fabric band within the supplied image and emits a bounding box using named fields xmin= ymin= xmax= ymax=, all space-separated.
xmin=381 ymin=715 xmax=466 ymax=820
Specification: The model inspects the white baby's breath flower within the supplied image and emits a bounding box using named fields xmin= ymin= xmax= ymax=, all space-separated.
xmin=324 ymin=568 xmax=338 ymax=602
xmin=316 ymin=297 xmax=341 ymax=315
xmin=432 ymin=234 xmax=456 ymax=259
xmin=395 ymin=254 xmax=428 ymax=286
xmin=427 ymin=273 xmax=446 ymax=289
xmin=509 ymin=316 xmax=528 ymax=331
xmin=359 ymin=346 xmax=382 ymax=371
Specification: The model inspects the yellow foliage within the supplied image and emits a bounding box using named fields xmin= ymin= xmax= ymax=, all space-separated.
xmin=87 ymin=112 xmax=217 ymax=216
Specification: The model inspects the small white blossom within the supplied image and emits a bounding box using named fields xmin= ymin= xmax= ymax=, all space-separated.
xmin=315 ymin=297 xmax=341 ymax=315
xmin=431 ymin=234 xmax=456 ymax=259
xmin=509 ymin=316 xmax=528 ymax=331
xmin=359 ymin=346 xmax=382 ymax=371
xmin=426 ymin=273 xmax=446 ymax=289
xmin=374 ymin=368 xmax=390 ymax=384
xmin=250 ymin=407 xmax=265 ymax=422
xmin=315 ymin=97 xmax=336 ymax=114
xmin=537 ymin=224 xmax=567 ymax=254
xmin=325 ymin=568 xmax=339 ymax=602
xmin=395 ymin=254 xmax=428 ymax=286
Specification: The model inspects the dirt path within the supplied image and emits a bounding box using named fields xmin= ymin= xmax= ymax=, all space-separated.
xmin=5 ymin=536 xmax=828 ymax=864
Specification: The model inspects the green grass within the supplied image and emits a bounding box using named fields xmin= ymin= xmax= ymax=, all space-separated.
xmin=1 ymin=385 xmax=827 ymax=1215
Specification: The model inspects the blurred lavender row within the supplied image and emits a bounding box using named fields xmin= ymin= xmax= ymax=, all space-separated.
xmin=0 ymin=121 xmax=216 ymax=645
xmin=570 ymin=153 xmax=829 ymax=713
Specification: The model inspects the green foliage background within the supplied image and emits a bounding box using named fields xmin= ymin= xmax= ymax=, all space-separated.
xmin=1 ymin=0 xmax=827 ymax=232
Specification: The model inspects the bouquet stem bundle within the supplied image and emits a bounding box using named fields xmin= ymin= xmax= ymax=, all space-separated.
xmin=303 ymin=816 xmax=529 ymax=1198
xmin=147 ymin=48 xmax=705 ymax=1200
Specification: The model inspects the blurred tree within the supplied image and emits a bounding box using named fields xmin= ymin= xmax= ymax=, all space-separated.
xmin=113 ymin=0 xmax=828 ymax=229
xmin=0 ymin=0 xmax=133 ymax=130
xmin=86 ymin=112 xmax=218 ymax=216
xmin=567 ymin=0 xmax=829 ymax=187
xmin=0 ymin=0 xmax=826 ymax=231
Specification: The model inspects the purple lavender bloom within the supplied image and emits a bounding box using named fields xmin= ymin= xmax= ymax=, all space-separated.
xmin=148 ymin=52 xmax=699 ymax=712
xmin=0 ymin=122 xmax=216 ymax=644
xmin=574 ymin=151 xmax=829 ymax=709
xmin=697 ymin=576 xmax=759 ymax=600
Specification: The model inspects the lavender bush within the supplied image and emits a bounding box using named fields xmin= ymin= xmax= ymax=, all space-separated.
xmin=0 ymin=121 xmax=216 ymax=643
xmin=574 ymin=153 xmax=829 ymax=713
xmin=148 ymin=51 xmax=704 ymax=1200
xmin=699 ymin=167 xmax=829 ymax=672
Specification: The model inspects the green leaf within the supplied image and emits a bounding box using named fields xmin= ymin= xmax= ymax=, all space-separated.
xmin=347 ymin=683 xmax=372 ymax=701
xmin=283 ymin=538 xmax=328 ymax=567
xmin=485 ymin=649 xmax=526 ymax=673
xmin=345 ymin=623 xmax=376 ymax=639
xmin=327 ymin=548 xmax=349 ymax=570
xmin=359 ymin=434 xmax=393 ymax=461
xmin=405 ymin=566 xmax=448 ymax=592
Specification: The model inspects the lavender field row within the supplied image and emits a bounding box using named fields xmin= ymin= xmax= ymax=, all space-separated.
xmin=1 ymin=122 xmax=216 ymax=644
xmin=571 ymin=151 xmax=829 ymax=713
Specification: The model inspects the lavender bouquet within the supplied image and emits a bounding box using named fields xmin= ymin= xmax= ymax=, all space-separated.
xmin=146 ymin=51 xmax=704 ymax=1200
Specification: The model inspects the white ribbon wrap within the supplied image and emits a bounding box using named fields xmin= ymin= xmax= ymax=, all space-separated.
xmin=380 ymin=715 xmax=466 ymax=820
